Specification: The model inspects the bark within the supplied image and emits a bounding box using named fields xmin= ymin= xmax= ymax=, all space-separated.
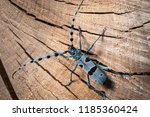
xmin=0 ymin=0 xmax=150 ymax=99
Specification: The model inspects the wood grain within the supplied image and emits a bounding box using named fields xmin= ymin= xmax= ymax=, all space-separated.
xmin=0 ymin=0 xmax=150 ymax=99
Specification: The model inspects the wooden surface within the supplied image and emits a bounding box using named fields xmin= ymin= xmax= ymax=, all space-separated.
xmin=0 ymin=0 xmax=150 ymax=100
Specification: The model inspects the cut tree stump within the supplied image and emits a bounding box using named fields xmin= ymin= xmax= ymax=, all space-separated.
xmin=0 ymin=0 xmax=150 ymax=100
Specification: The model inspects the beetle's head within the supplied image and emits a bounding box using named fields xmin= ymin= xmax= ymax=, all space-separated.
xmin=68 ymin=45 xmax=81 ymax=60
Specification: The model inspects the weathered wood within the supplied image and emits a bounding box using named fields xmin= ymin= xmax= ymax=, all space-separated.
xmin=0 ymin=0 xmax=150 ymax=99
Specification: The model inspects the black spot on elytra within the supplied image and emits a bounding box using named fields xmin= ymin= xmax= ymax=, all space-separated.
xmin=79 ymin=64 xmax=83 ymax=68
xmin=72 ymin=18 xmax=75 ymax=21
xmin=88 ymin=66 xmax=97 ymax=75
xmin=85 ymin=57 xmax=90 ymax=62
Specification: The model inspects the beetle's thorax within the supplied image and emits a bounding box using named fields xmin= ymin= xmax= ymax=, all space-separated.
xmin=68 ymin=46 xmax=82 ymax=60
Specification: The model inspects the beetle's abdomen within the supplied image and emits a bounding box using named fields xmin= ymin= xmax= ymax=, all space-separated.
xmin=77 ymin=55 xmax=107 ymax=85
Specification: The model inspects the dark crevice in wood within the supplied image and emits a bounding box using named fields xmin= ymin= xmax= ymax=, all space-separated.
xmin=130 ymin=72 xmax=150 ymax=76
xmin=35 ymin=18 xmax=63 ymax=29
xmin=93 ymin=59 xmax=150 ymax=76
xmin=15 ymin=41 xmax=79 ymax=99
xmin=0 ymin=59 xmax=19 ymax=100
xmin=79 ymin=10 xmax=133 ymax=15
xmin=54 ymin=0 xmax=78 ymax=6
xmin=129 ymin=20 xmax=150 ymax=30
xmin=8 ymin=0 xmax=26 ymax=13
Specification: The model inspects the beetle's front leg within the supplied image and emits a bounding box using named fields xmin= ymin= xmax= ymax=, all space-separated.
xmin=66 ymin=63 xmax=78 ymax=86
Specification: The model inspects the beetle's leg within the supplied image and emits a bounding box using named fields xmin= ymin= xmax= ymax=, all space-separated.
xmin=65 ymin=55 xmax=73 ymax=58
xmin=86 ymin=28 xmax=106 ymax=54
xmin=87 ymin=74 xmax=91 ymax=88
xmin=94 ymin=89 xmax=110 ymax=100
xmin=78 ymin=26 xmax=82 ymax=50
xmin=66 ymin=63 xmax=78 ymax=86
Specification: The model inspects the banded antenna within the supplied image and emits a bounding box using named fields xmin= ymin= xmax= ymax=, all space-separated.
xmin=69 ymin=0 xmax=85 ymax=46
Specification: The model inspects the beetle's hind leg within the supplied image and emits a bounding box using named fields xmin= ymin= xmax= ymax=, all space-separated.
xmin=94 ymin=89 xmax=110 ymax=100
xmin=87 ymin=74 xmax=91 ymax=88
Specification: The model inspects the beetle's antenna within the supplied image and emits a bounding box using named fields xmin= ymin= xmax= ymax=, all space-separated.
xmin=69 ymin=0 xmax=84 ymax=47
xmin=12 ymin=51 xmax=68 ymax=78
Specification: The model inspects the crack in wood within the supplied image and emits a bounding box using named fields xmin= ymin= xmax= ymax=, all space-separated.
xmin=93 ymin=59 xmax=150 ymax=77
xmin=54 ymin=0 xmax=78 ymax=6
xmin=79 ymin=11 xmax=133 ymax=15
xmin=129 ymin=20 xmax=150 ymax=30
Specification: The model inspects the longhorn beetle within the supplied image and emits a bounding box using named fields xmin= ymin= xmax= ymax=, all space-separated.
xmin=12 ymin=0 xmax=128 ymax=99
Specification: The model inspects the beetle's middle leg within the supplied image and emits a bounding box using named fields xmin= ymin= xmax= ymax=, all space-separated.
xmin=66 ymin=64 xmax=78 ymax=86
xmin=78 ymin=26 xmax=82 ymax=50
